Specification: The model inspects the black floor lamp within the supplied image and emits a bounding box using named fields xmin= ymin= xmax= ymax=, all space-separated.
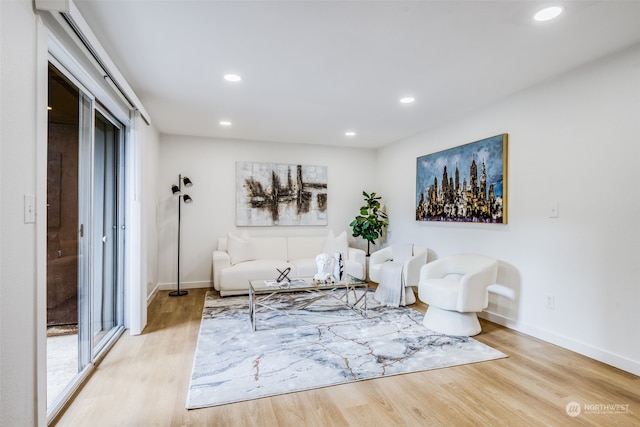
xmin=169 ymin=174 xmax=193 ymax=297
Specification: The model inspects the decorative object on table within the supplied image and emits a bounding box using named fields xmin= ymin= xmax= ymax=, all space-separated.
xmin=311 ymin=277 xmax=336 ymax=286
xmin=186 ymin=291 xmax=508 ymax=409
xmin=264 ymin=278 xmax=307 ymax=288
xmin=275 ymin=267 xmax=291 ymax=283
xmin=313 ymin=253 xmax=333 ymax=281
xmin=333 ymin=252 xmax=344 ymax=281
xmin=415 ymin=133 xmax=508 ymax=223
xmin=169 ymin=174 xmax=193 ymax=297
xmin=236 ymin=162 xmax=327 ymax=226
xmin=349 ymin=191 xmax=389 ymax=256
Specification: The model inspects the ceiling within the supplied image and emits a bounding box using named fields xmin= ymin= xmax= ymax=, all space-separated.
xmin=73 ymin=1 xmax=640 ymax=149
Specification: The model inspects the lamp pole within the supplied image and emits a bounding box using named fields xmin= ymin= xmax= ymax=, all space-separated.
xmin=169 ymin=174 xmax=192 ymax=297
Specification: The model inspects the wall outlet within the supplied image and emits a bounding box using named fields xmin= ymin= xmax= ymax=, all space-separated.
xmin=545 ymin=294 xmax=555 ymax=310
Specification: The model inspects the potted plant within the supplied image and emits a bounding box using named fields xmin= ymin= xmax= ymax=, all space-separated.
xmin=349 ymin=191 xmax=389 ymax=256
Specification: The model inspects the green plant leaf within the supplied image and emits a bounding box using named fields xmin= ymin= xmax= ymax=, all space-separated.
xmin=350 ymin=190 xmax=389 ymax=255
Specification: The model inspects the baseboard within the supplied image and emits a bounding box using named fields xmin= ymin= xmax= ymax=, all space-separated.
xmin=479 ymin=311 xmax=640 ymax=376
xmin=147 ymin=285 xmax=159 ymax=306
xmin=156 ymin=280 xmax=213 ymax=291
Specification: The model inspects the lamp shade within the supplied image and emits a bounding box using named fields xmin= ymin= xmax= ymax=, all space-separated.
xmin=182 ymin=176 xmax=193 ymax=187
xmin=183 ymin=194 xmax=193 ymax=203
xmin=171 ymin=184 xmax=181 ymax=195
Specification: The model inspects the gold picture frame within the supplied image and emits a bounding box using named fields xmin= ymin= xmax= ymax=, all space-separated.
xmin=416 ymin=134 xmax=508 ymax=224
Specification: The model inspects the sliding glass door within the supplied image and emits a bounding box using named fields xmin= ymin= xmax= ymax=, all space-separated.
xmin=47 ymin=62 xmax=125 ymax=414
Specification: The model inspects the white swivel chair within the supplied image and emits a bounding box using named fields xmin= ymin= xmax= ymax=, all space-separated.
xmin=418 ymin=254 xmax=498 ymax=336
xmin=369 ymin=243 xmax=428 ymax=306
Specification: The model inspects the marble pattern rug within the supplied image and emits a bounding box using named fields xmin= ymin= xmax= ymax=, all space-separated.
xmin=186 ymin=290 xmax=507 ymax=409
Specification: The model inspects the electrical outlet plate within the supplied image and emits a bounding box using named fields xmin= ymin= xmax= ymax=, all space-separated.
xmin=545 ymin=294 xmax=555 ymax=310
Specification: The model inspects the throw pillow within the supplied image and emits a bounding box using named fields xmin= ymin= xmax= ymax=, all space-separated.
xmin=227 ymin=231 xmax=256 ymax=265
xmin=323 ymin=230 xmax=348 ymax=259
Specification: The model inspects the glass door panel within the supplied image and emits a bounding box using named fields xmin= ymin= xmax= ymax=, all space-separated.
xmin=46 ymin=63 xmax=81 ymax=408
xmin=92 ymin=110 xmax=124 ymax=354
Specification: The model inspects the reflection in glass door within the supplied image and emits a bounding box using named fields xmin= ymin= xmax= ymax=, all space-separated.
xmin=46 ymin=64 xmax=80 ymax=408
xmin=91 ymin=111 xmax=124 ymax=354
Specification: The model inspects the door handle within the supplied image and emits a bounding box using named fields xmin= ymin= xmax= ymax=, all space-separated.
xmin=102 ymin=236 xmax=108 ymax=243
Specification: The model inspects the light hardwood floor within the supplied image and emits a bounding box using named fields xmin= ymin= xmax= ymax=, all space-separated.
xmin=54 ymin=288 xmax=639 ymax=426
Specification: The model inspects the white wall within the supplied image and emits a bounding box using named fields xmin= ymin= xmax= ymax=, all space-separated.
xmin=156 ymin=135 xmax=377 ymax=289
xmin=141 ymin=121 xmax=160 ymax=300
xmin=377 ymin=44 xmax=640 ymax=375
xmin=1 ymin=1 xmax=39 ymax=425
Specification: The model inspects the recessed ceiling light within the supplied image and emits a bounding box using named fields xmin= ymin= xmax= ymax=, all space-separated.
xmin=219 ymin=121 xmax=232 ymax=126
xmin=345 ymin=131 xmax=356 ymax=137
xmin=223 ymin=74 xmax=242 ymax=82
xmin=534 ymin=6 xmax=564 ymax=22
xmin=400 ymin=97 xmax=415 ymax=104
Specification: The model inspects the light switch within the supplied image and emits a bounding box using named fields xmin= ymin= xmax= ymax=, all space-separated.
xmin=549 ymin=202 xmax=559 ymax=218
xmin=24 ymin=194 xmax=36 ymax=223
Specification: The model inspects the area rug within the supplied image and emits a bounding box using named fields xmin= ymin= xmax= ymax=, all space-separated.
xmin=186 ymin=290 xmax=507 ymax=409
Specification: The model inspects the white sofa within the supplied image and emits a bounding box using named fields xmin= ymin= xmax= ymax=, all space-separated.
xmin=212 ymin=232 xmax=366 ymax=296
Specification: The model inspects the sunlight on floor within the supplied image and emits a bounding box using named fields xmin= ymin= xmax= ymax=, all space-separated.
xmin=47 ymin=328 xmax=78 ymax=407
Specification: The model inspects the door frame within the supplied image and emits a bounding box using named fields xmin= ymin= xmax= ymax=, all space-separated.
xmin=37 ymin=19 xmax=145 ymax=424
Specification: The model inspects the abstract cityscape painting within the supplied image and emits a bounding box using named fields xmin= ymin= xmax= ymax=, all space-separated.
xmin=236 ymin=162 xmax=328 ymax=226
xmin=416 ymin=134 xmax=508 ymax=224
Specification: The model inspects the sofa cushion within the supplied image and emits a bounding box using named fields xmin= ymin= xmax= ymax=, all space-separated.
xmin=290 ymin=258 xmax=318 ymax=277
xmin=227 ymin=231 xmax=256 ymax=265
xmin=286 ymin=236 xmax=325 ymax=261
xmin=252 ymin=237 xmax=288 ymax=261
xmin=420 ymin=278 xmax=459 ymax=311
xmin=322 ymin=230 xmax=349 ymax=259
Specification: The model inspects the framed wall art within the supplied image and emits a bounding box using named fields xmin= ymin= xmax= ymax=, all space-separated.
xmin=416 ymin=134 xmax=508 ymax=224
xmin=236 ymin=162 xmax=328 ymax=226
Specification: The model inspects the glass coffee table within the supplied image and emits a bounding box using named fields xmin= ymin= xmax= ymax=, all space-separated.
xmin=248 ymin=276 xmax=368 ymax=331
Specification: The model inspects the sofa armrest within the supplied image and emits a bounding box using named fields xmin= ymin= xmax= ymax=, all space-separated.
xmin=404 ymin=250 xmax=428 ymax=287
xmin=212 ymin=250 xmax=231 ymax=291
xmin=367 ymin=246 xmax=392 ymax=283
xmin=348 ymin=247 xmax=366 ymax=268
xmin=458 ymin=261 xmax=498 ymax=312
xmin=369 ymin=246 xmax=392 ymax=267
xmin=419 ymin=257 xmax=451 ymax=282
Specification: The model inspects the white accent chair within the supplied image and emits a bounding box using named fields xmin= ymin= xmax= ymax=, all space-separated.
xmin=418 ymin=254 xmax=498 ymax=336
xmin=369 ymin=243 xmax=428 ymax=306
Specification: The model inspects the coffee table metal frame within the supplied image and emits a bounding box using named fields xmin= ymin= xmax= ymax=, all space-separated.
xmin=248 ymin=276 xmax=368 ymax=331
